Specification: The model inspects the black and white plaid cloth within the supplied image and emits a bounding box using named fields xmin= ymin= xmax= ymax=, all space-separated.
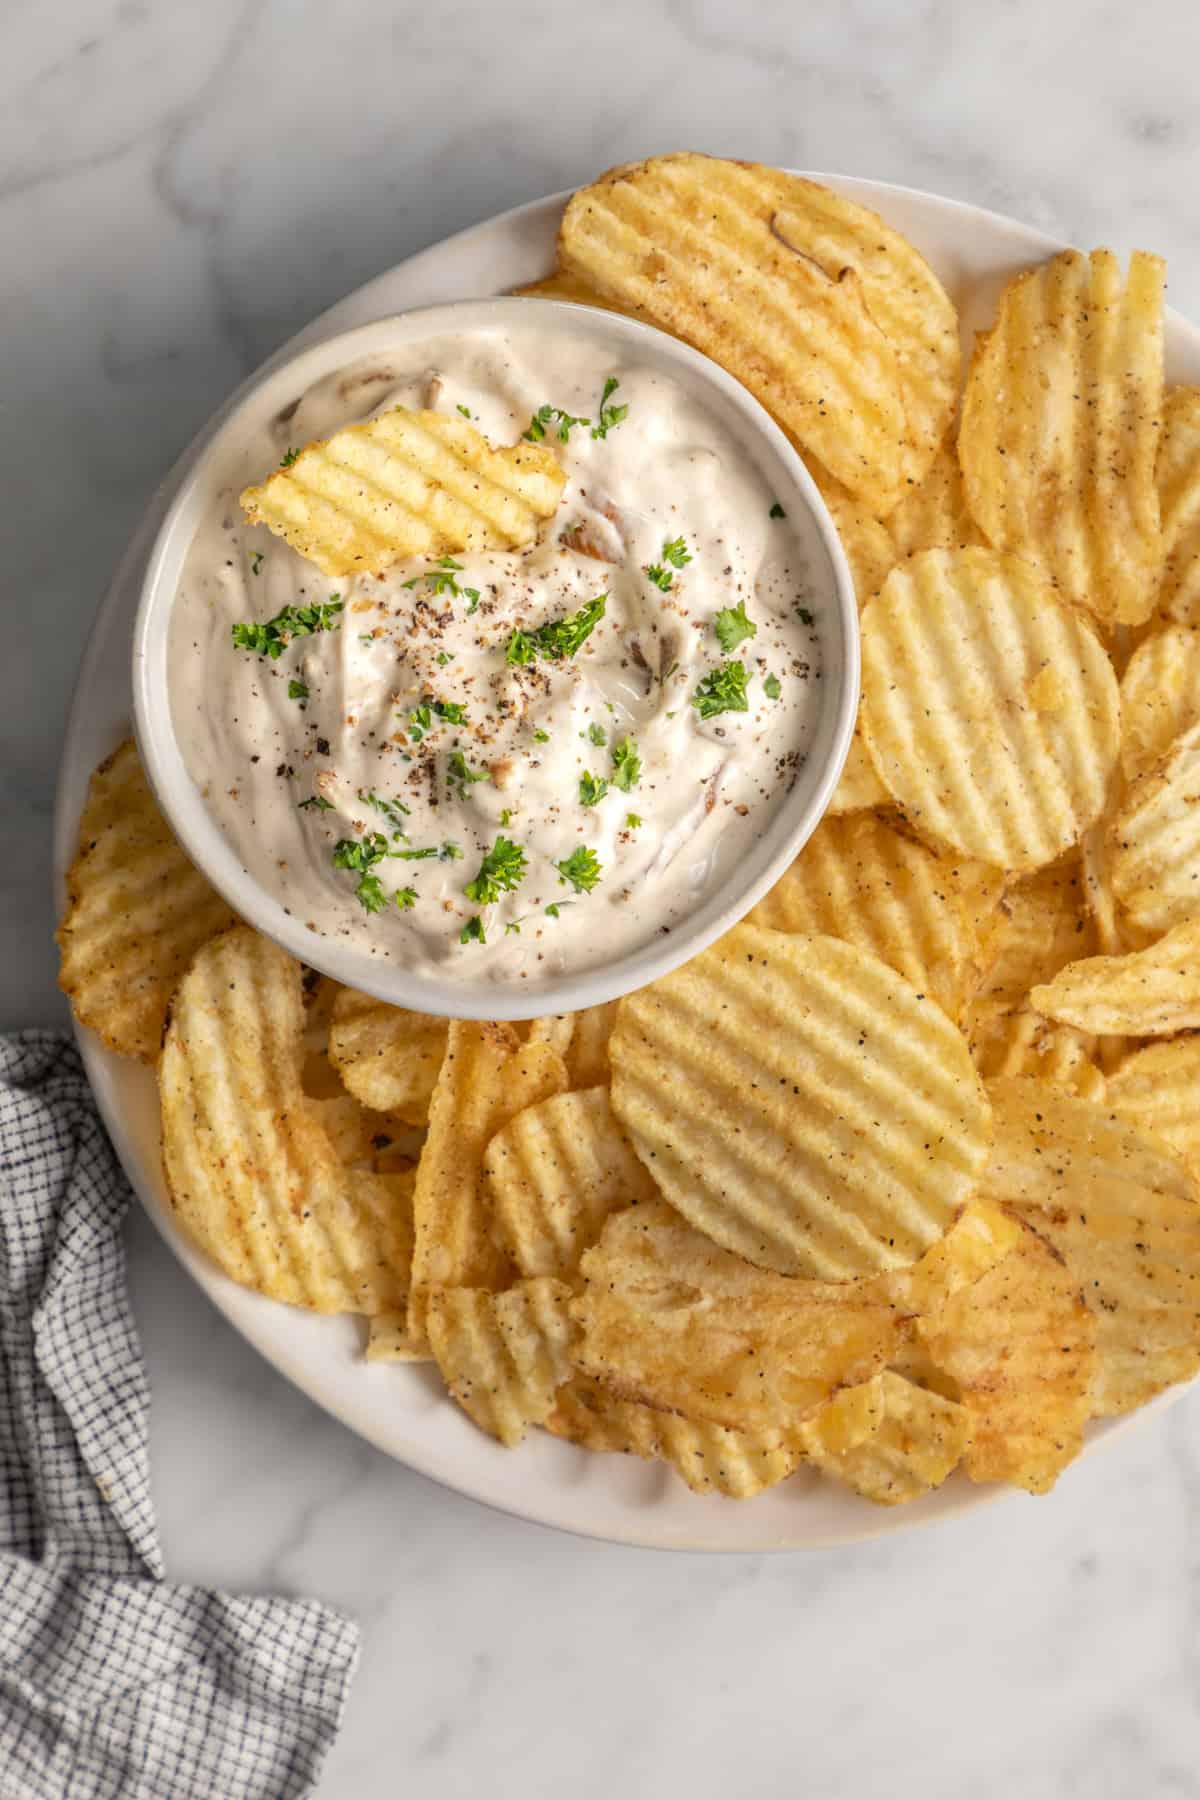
xmin=0 ymin=1032 xmax=360 ymax=1798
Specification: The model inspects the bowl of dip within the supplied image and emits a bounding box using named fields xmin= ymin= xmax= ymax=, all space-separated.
xmin=133 ymin=298 xmax=858 ymax=1020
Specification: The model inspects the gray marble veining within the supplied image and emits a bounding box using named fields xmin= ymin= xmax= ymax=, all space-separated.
xmin=7 ymin=2 xmax=1200 ymax=1793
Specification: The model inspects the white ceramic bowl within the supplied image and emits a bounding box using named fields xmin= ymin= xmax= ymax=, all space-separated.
xmin=132 ymin=297 xmax=858 ymax=1020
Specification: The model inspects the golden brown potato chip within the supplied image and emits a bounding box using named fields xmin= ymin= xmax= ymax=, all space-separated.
xmin=860 ymin=548 xmax=1121 ymax=871
xmin=1107 ymin=1036 xmax=1200 ymax=1171
xmin=426 ymin=1279 xmax=576 ymax=1446
xmin=887 ymin=441 xmax=985 ymax=559
xmin=982 ymin=1077 xmax=1200 ymax=1414
xmin=364 ymin=1310 xmax=429 ymax=1363
xmin=967 ymin=1008 xmax=1105 ymax=1102
xmin=484 ymin=1085 xmax=656 ymax=1279
xmin=560 ymin=155 xmax=958 ymax=513
xmin=240 ymin=407 xmax=566 ymax=578
xmin=918 ymin=1217 xmax=1096 ymax=1492
xmin=564 ymin=1000 xmax=619 ymax=1088
xmin=406 ymin=1027 xmax=567 ymax=1344
xmin=971 ymin=858 xmax=1096 ymax=1014
xmin=959 ymin=247 xmax=1164 ymax=626
xmin=56 ymin=740 xmax=237 ymax=1061
xmin=827 ymin=730 xmax=890 ymax=814
xmin=1158 ymin=387 xmax=1200 ymax=626
xmin=1110 ymin=722 xmax=1200 ymax=932
xmin=547 ymin=1376 xmax=806 ymax=1498
xmin=803 ymin=1371 xmax=973 ymax=1505
xmin=1031 ymin=915 xmax=1200 ymax=1035
xmin=159 ymin=927 xmax=413 ymax=1313
xmin=1119 ymin=627 xmax=1200 ymax=781
xmin=872 ymin=1197 xmax=1021 ymax=1318
xmin=811 ymin=470 xmax=898 ymax=609
xmin=310 ymin=1094 xmax=416 ymax=1172
xmin=525 ymin=1014 xmax=576 ymax=1058
xmin=747 ymin=812 xmax=977 ymax=1021
xmin=573 ymin=1200 xmax=906 ymax=1433
xmin=611 ymin=925 xmax=991 ymax=1280
xmin=327 ymin=988 xmax=447 ymax=1126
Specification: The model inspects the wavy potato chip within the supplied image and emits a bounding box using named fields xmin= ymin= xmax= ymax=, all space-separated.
xmin=1110 ymin=722 xmax=1200 ymax=932
xmin=918 ymin=1217 xmax=1096 ymax=1493
xmin=811 ymin=469 xmax=898 ymax=609
xmin=861 ymin=548 xmax=1120 ymax=871
xmin=828 ymin=730 xmax=890 ymax=815
xmin=56 ymin=740 xmax=237 ymax=1061
xmin=310 ymin=1094 xmax=416 ymax=1172
xmin=967 ymin=1008 xmax=1105 ymax=1102
xmin=871 ymin=1197 xmax=1021 ymax=1318
xmin=1107 ymin=1036 xmax=1200 ymax=1171
xmin=1119 ymin=627 xmax=1200 ymax=781
xmin=406 ymin=1026 xmax=567 ymax=1344
xmin=328 ymin=988 xmax=447 ymax=1125
xmin=573 ymin=1200 xmax=906 ymax=1433
xmin=981 ymin=1077 xmax=1200 ymax=1414
xmin=159 ymin=927 xmax=413 ymax=1313
xmin=484 ymin=1085 xmax=656 ymax=1278
xmin=747 ymin=812 xmax=977 ymax=1021
xmin=364 ymin=1308 xmax=429 ymax=1363
xmin=1032 ymin=915 xmax=1200 ymax=1036
xmin=560 ymin=154 xmax=958 ymax=513
xmin=803 ymin=1371 xmax=973 ymax=1505
xmin=241 ymin=407 xmax=566 ymax=578
xmin=971 ymin=858 xmax=1096 ymax=1014
xmin=959 ymin=247 xmax=1164 ymax=626
xmin=611 ymin=926 xmax=992 ymax=1279
xmin=1158 ymin=387 xmax=1200 ymax=626
xmin=887 ymin=441 xmax=985 ymax=559
xmin=426 ymin=1279 xmax=576 ymax=1446
xmin=564 ymin=1000 xmax=619 ymax=1088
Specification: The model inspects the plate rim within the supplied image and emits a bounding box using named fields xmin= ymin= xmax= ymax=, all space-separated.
xmin=53 ymin=170 xmax=1200 ymax=1552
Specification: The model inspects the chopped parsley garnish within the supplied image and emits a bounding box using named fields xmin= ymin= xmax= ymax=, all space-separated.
xmin=331 ymin=833 xmax=401 ymax=913
xmin=769 ymin=501 xmax=786 ymax=519
xmin=590 ymin=376 xmax=628 ymax=440
xmin=625 ymin=812 xmax=643 ymax=829
xmin=533 ymin=729 xmax=550 ymax=744
xmin=499 ymin=808 xmax=513 ymax=827
xmin=402 ymin=555 xmax=479 ymax=612
xmin=392 ymin=839 xmax=462 ymax=862
xmin=504 ymin=918 xmax=524 ymax=935
xmin=797 ymin=606 xmax=814 ymax=626
xmin=464 ymin=836 xmax=528 ymax=905
xmin=644 ymin=564 xmax=673 ymax=593
xmin=360 ymin=790 xmax=411 ymax=836
xmin=359 ymin=632 xmax=376 ymax=645
xmin=545 ymin=902 xmax=572 ymax=919
xmin=555 ymin=845 xmax=602 ymax=893
xmin=280 ymin=447 xmax=300 ymax=468
xmin=231 ymin=596 xmax=344 ymax=659
xmin=355 ymin=874 xmax=388 ymax=913
xmin=456 ymin=403 xmax=473 ymax=419
xmin=287 ymin=679 xmax=309 ymax=701
xmin=460 ymin=916 xmax=486 ymax=945
xmin=644 ymin=539 xmax=691 ymax=592
xmin=298 ymin=795 xmax=333 ymax=812
xmin=579 ymin=772 xmax=609 ymax=807
xmin=435 ymin=700 xmax=468 ymax=725
xmin=692 ymin=659 xmax=751 ymax=720
xmin=395 ymin=886 xmax=418 ymax=910
xmin=448 ymin=750 xmax=490 ymax=795
xmin=465 ymin=588 xmax=481 ymax=614
xmin=506 ymin=595 xmax=607 ymax=665
xmin=441 ymin=841 xmax=464 ymax=861
xmin=763 ymin=672 xmax=782 ymax=701
xmin=407 ymin=702 xmax=433 ymax=741
xmin=610 ymin=736 xmax=642 ymax=792
xmin=407 ymin=697 xmax=468 ymax=741
xmin=714 ymin=599 xmax=757 ymax=653
xmin=249 ymin=550 xmax=264 ymax=575
xmin=523 ymin=403 xmax=590 ymax=443
xmin=587 ymin=722 xmax=607 ymax=747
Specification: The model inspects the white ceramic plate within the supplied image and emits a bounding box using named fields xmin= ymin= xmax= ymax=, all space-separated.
xmin=55 ymin=175 xmax=1200 ymax=1551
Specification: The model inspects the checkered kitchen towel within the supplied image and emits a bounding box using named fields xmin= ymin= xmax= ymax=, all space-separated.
xmin=0 ymin=1032 xmax=359 ymax=1798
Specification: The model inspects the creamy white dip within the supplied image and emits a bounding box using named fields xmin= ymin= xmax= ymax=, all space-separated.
xmin=169 ymin=323 xmax=823 ymax=982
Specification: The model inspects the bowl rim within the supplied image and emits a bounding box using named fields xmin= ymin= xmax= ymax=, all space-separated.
xmin=132 ymin=294 xmax=859 ymax=1020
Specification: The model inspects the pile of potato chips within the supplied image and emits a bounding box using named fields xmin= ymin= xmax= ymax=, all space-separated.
xmin=57 ymin=154 xmax=1200 ymax=1508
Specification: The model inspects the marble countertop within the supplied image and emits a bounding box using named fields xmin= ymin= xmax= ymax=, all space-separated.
xmin=7 ymin=2 xmax=1200 ymax=1793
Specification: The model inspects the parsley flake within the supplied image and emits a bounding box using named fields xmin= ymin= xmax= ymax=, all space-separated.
xmin=610 ymin=736 xmax=641 ymax=793
xmin=587 ymin=722 xmax=607 ymax=747
xmin=287 ymin=679 xmax=309 ymax=701
xmin=645 ymin=537 xmax=692 ymax=593
xmin=499 ymin=808 xmax=513 ymax=827
xmin=460 ymin=916 xmax=486 ymax=945
xmin=797 ymin=606 xmax=814 ymax=626
xmin=249 ymin=549 xmax=264 ymax=575
xmin=360 ymin=790 xmax=411 ymax=836
xmin=395 ymin=886 xmax=418 ymax=910
xmin=456 ymin=403 xmax=473 ymax=419
xmin=298 ymin=795 xmax=333 ymax=812
xmin=231 ymin=596 xmax=343 ymax=659
xmin=714 ymin=599 xmax=757 ymax=653
xmin=769 ymin=501 xmax=786 ymax=519
xmin=331 ymin=833 xmax=398 ymax=913
xmin=448 ymin=750 xmax=490 ymax=796
xmin=524 ymin=403 xmax=590 ymax=443
xmin=625 ymin=812 xmax=643 ymax=829
xmin=579 ymin=772 xmax=609 ymax=807
xmin=280 ymin=447 xmax=300 ymax=468
xmin=763 ymin=672 xmax=782 ymax=701
xmin=590 ymin=376 xmax=629 ymax=440
xmin=692 ymin=660 xmax=751 ymax=720
xmin=533 ymin=729 xmax=550 ymax=744
xmin=464 ymin=836 xmax=528 ymax=905
xmin=555 ymin=846 xmax=602 ymax=894
xmin=506 ymin=595 xmax=606 ymax=665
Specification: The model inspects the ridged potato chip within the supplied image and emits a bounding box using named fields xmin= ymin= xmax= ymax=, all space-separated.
xmin=564 ymin=1000 xmax=619 ymax=1088
xmin=967 ymin=1008 xmax=1105 ymax=1102
xmin=1110 ymin=722 xmax=1200 ymax=931
xmin=484 ymin=1085 xmax=656 ymax=1278
xmin=959 ymin=247 xmax=1164 ymax=626
xmin=159 ymin=927 xmax=413 ymax=1313
xmin=887 ymin=441 xmax=985 ymax=559
xmin=364 ymin=1311 xmax=429 ymax=1363
xmin=611 ymin=926 xmax=992 ymax=1280
xmin=1031 ymin=915 xmax=1200 ymax=1036
xmin=972 ymin=858 xmax=1095 ymax=1014
xmin=873 ymin=1197 xmax=1021 ymax=1318
xmin=573 ymin=1200 xmax=906 ymax=1433
xmin=406 ymin=1026 xmax=567 ymax=1344
xmin=426 ymin=1279 xmax=576 ymax=1446
xmin=525 ymin=1014 xmax=576 ymax=1057
xmin=559 ymin=154 xmax=958 ymax=513
xmin=547 ymin=1376 xmax=806 ymax=1498
xmin=981 ymin=1077 xmax=1200 ymax=1414
xmin=803 ymin=1371 xmax=973 ymax=1506
xmin=56 ymin=740 xmax=237 ymax=1061
xmin=1107 ymin=1036 xmax=1200 ymax=1172
xmin=328 ymin=988 xmax=447 ymax=1126
xmin=1158 ymin=387 xmax=1200 ymax=626
xmin=1119 ymin=627 xmax=1200 ymax=781
xmin=310 ymin=1094 xmax=416 ymax=1173
xmin=828 ymin=730 xmax=890 ymax=815
xmin=747 ymin=812 xmax=977 ymax=1021
xmin=918 ymin=1217 xmax=1096 ymax=1493
xmin=811 ymin=470 xmax=898 ymax=609
xmin=241 ymin=407 xmax=566 ymax=578
xmin=860 ymin=548 xmax=1120 ymax=870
